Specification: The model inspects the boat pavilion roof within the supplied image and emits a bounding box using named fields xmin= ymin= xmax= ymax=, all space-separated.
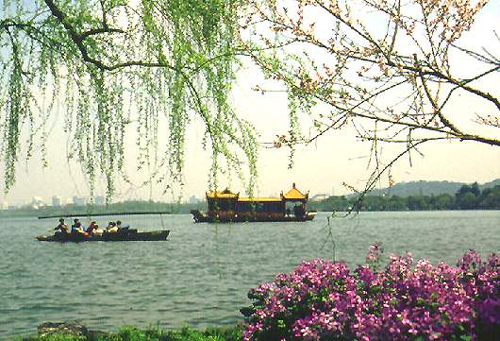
xmin=206 ymin=183 xmax=309 ymax=201
xmin=206 ymin=189 xmax=239 ymax=199
xmin=282 ymin=183 xmax=308 ymax=201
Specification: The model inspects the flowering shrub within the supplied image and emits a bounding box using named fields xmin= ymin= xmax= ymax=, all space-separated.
xmin=243 ymin=247 xmax=499 ymax=341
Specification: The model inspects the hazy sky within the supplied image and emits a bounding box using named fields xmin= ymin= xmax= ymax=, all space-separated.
xmin=1 ymin=1 xmax=499 ymax=206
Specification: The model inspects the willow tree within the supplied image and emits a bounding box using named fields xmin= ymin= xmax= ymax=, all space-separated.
xmin=0 ymin=0 xmax=257 ymax=200
xmin=243 ymin=0 xmax=500 ymax=196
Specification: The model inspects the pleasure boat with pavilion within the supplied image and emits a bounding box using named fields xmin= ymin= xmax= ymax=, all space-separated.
xmin=191 ymin=183 xmax=317 ymax=223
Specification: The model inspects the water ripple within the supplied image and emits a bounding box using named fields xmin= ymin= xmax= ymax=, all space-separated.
xmin=1 ymin=212 xmax=499 ymax=339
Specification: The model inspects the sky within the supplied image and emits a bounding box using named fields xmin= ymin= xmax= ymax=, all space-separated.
xmin=1 ymin=0 xmax=500 ymax=206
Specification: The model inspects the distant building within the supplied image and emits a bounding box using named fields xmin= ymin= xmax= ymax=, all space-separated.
xmin=1 ymin=201 xmax=8 ymax=210
xmin=94 ymin=196 xmax=105 ymax=206
xmin=32 ymin=196 xmax=45 ymax=207
xmin=52 ymin=196 xmax=62 ymax=207
xmin=311 ymin=194 xmax=330 ymax=201
xmin=73 ymin=196 xmax=86 ymax=206
xmin=188 ymin=195 xmax=200 ymax=204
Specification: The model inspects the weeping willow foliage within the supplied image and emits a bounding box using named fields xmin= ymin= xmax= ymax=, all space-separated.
xmin=0 ymin=0 xmax=257 ymax=200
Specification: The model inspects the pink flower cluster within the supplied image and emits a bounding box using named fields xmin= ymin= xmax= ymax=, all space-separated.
xmin=243 ymin=248 xmax=499 ymax=341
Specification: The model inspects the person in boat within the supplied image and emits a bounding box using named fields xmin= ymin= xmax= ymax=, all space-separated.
xmin=71 ymin=218 xmax=85 ymax=234
xmin=116 ymin=220 xmax=130 ymax=231
xmin=106 ymin=221 xmax=118 ymax=233
xmin=54 ymin=218 xmax=69 ymax=235
xmin=92 ymin=224 xmax=104 ymax=236
xmin=86 ymin=221 xmax=97 ymax=234
xmin=293 ymin=204 xmax=305 ymax=218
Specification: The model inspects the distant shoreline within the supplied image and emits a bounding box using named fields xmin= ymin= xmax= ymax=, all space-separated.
xmin=0 ymin=207 xmax=498 ymax=220
xmin=309 ymin=183 xmax=500 ymax=211
xmin=2 ymin=180 xmax=500 ymax=219
xmin=0 ymin=200 xmax=204 ymax=219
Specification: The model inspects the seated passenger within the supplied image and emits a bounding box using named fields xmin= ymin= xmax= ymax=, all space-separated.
xmin=92 ymin=225 xmax=104 ymax=236
xmin=71 ymin=218 xmax=85 ymax=234
xmin=106 ymin=221 xmax=118 ymax=233
xmin=116 ymin=220 xmax=130 ymax=230
xmin=86 ymin=221 xmax=97 ymax=234
xmin=54 ymin=218 xmax=69 ymax=235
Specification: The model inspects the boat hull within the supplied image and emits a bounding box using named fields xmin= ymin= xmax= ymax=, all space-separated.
xmin=36 ymin=229 xmax=170 ymax=242
xmin=191 ymin=210 xmax=316 ymax=223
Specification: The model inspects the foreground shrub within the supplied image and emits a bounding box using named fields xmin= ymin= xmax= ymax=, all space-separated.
xmin=243 ymin=247 xmax=499 ymax=341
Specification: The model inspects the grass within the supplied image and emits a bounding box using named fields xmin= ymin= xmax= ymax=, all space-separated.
xmin=13 ymin=325 xmax=243 ymax=341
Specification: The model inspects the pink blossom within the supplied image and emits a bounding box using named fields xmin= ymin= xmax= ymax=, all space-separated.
xmin=243 ymin=247 xmax=499 ymax=341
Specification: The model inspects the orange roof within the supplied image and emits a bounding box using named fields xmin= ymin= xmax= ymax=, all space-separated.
xmin=283 ymin=183 xmax=307 ymax=200
xmin=206 ymin=189 xmax=238 ymax=199
xmin=206 ymin=184 xmax=308 ymax=201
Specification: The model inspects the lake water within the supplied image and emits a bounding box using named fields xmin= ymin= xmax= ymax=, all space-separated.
xmin=1 ymin=211 xmax=499 ymax=339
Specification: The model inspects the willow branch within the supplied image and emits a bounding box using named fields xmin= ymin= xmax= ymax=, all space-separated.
xmin=80 ymin=27 xmax=125 ymax=40
xmin=44 ymin=0 xmax=178 ymax=72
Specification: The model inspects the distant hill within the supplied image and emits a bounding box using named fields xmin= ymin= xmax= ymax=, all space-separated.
xmin=364 ymin=179 xmax=500 ymax=197
xmin=480 ymin=178 xmax=500 ymax=190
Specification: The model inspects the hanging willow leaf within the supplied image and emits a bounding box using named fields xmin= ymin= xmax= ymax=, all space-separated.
xmin=0 ymin=0 xmax=258 ymax=200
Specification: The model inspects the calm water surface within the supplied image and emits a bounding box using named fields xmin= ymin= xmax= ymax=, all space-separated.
xmin=0 ymin=211 xmax=499 ymax=338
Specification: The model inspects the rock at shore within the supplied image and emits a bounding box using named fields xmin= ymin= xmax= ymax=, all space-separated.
xmin=37 ymin=321 xmax=107 ymax=340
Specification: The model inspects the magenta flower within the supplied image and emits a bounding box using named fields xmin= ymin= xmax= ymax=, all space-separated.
xmin=243 ymin=246 xmax=499 ymax=341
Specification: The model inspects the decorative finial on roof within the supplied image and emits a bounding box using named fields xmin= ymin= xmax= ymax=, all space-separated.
xmin=292 ymin=182 xmax=296 ymax=188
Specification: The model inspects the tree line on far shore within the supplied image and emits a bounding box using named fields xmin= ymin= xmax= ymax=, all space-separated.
xmin=2 ymin=182 xmax=499 ymax=219
xmin=310 ymin=183 xmax=500 ymax=212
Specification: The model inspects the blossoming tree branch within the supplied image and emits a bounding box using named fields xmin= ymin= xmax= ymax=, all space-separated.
xmin=0 ymin=0 xmax=498 ymax=198
xmin=243 ymin=0 xmax=499 ymax=192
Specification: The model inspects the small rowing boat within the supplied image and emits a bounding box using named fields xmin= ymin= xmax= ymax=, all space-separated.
xmin=36 ymin=229 xmax=170 ymax=242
